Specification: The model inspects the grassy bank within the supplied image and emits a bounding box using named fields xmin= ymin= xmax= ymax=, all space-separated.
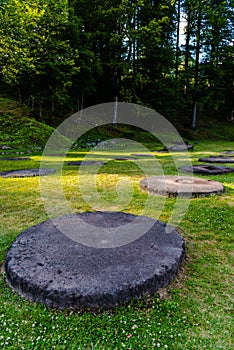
xmin=0 ymin=139 xmax=233 ymax=349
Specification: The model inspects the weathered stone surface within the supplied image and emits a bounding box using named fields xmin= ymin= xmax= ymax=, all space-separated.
xmin=180 ymin=165 xmax=234 ymax=175
xmin=140 ymin=175 xmax=224 ymax=197
xmin=114 ymin=156 xmax=135 ymax=161
xmin=5 ymin=212 xmax=185 ymax=310
xmin=130 ymin=154 xmax=155 ymax=157
xmin=0 ymin=157 xmax=31 ymax=161
xmin=0 ymin=168 xmax=55 ymax=178
xmin=67 ymin=161 xmax=106 ymax=166
xmin=199 ymin=156 xmax=234 ymax=163
xmin=163 ymin=143 xmax=194 ymax=152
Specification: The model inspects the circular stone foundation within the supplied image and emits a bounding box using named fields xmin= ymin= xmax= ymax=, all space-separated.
xmin=199 ymin=156 xmax=234 ymax=163
xmin=130 ymin=154 xmax=155 ymax=157
xmin=67 ymin=161 xmax=106 ymax=166
xmin=180 ymin=165 xmax=234 ymax=175
xmin=163 ymin=143 xmax=193 ymax=152
xmin=0 ymin=168 xmax=55 ymax=178
xmin=0 ymin=157 xmax=31 ymax=161
xmin=5 ymin=212 xmax=185 ymax=310
xmin=223 ymin=150 xmax=234 ymax=155
xmin=140 ymin=175 xmax=224 ymax=197
xmin=114 ymin=156 xmax=135 ymax=161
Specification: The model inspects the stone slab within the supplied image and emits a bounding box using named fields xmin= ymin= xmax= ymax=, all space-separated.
xmin=163 ymin=143 xmax=193 ymax=152
xmin=130 ymin=154 xmax=155 ymax=157
xmin=114 ymin=157 xmax=136 ymax=161
xmin=223 ymin=151 xmax=234 ymax=154
xmin=140 ymin=175 xmax=224 ymax=197
xmin=180 ymin=165 xmax=234 ymax=175
xmin=0 ymin=168 xmax=55 ymax=178
xmin=0 ymin=157 xmax=31 ymax=161
xmin=199 ymin=156 xmax=234 ymax=163
xmin=67 ymin=161 xmax=106 ymax=166
xmin=5 ymin=211 xmax=185 ymax=310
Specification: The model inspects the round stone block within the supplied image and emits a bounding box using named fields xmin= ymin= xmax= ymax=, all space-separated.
xmin=5 ymin=212 xmax=185 ymax=310
xmin=67 ymin=161 xmax=106 ymax=166
xmin=114 ymin=156 xmax=135 ymax=161
xmin=0 ymin=157 xmax=31 ymax=161
xmin=164 ymin=143 xmax=193 ymax=152
xmin=180 ymin=165 xmax=234 ymax=175
xmin=140 ymin=175 xmax=224 ymax=197
xmin=223 ymin=151 xmax=234 ymax=155
xmin=199 ymin=156 xmax=234 ymax=163
xmin=130 ymin=154 xmax=155 ymax=157
xmin=0 ymin=168 xmax=55 ymax=178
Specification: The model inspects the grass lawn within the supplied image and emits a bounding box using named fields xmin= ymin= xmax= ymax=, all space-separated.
xmin=0 ymin=140 xmax=233 ymax=349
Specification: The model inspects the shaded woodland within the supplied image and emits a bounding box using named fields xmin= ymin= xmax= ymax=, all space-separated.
xmin=0 ymin=0 xmax=233 ymax=127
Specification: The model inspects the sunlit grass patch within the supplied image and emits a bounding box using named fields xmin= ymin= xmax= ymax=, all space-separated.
xmin=0 ymin=140 xmax=233 ymax=349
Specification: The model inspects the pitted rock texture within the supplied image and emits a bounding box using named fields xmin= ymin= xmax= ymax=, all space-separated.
xmin=180 ymin=165 xmax=234 ymax=175
xmin=0 ymin=168 xmax=55 ymax=178
xmin=5 ymin=212 xmax=185 ymax=310
xmin=140 ymin=175 xmax=224 ymax=197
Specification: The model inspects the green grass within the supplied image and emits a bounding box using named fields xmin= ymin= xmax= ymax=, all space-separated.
xmin=0 ymin=140 xmax=233 ymax=349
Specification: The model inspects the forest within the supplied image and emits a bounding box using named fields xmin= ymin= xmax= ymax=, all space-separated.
xmin=0 ymin=0 xmax=233 ymax=127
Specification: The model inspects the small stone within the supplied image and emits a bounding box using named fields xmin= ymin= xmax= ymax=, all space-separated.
xmin=0 ymin=145 xmax=12 ymax=150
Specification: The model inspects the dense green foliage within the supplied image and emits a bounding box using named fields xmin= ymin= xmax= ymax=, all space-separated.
xmin=0 ymin=0 xmax=233 ymax=125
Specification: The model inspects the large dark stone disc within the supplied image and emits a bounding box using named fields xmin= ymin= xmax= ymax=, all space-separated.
xmin=140 ymin=175 xmax=224 ymax=197
xmin=199 ymin=156 xmax=234 ymax=163
xmin=0 ymin=168 xmax=55 ymax=178
xmin=5 ymin=212 xmax=185 ymax=310
xmin=180 ymin=165 xmax=234 ymax=175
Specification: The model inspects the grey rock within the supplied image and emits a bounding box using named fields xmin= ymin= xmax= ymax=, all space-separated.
xmin=180 ymin=165 xmax=234 ymax=175
xmin=67 ymin=161 xmax=106 ymax=166
xmin=0 ymin=145 xmax=12 ymax=150
xmin=0 ymin=168 xmax=55 ymax=178
xmin=0 ymin=157 xmax=31 ymax=161
xmin=5 ymin=212 xmax=185 ymax=310
xmin=140 ymin=175 xmax=224 ymax=198
xmin=199 ymin=156 xmax=234 ymax=164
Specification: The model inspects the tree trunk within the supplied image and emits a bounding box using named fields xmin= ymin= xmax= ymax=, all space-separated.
xmin=191 ymin=101 xmax=197 ymax=129
xmin=191 ymin=1 xmax=202 ymax=129
xmin=112 ymin=95 xmax=118 ymax=125
xmin=18 ymin=87 xmax=22 ymax=105
xmin=184 ymin=5 xmax=191 ymax=97
xmin=175 ymin=0 xmax=181 ymax=80
xmin=39 ymin=104 xmax=42 ymax=119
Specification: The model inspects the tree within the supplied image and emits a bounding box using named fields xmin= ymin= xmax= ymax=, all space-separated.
xmin=0 ymin=0 xmax=78 ymax=117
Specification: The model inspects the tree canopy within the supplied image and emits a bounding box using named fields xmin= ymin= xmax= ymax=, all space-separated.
xmin=0 ymin=0 xmax=233 ymax=125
